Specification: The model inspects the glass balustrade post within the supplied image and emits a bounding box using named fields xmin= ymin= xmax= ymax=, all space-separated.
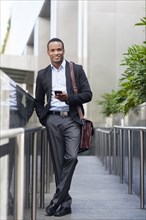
xmin=108 ymin=133 xmax=112 ymax=174
xmin=120 ymin=129 xmax=124 ymax=183
xmin=101 ymin=132 xmax=104 ymax=165
xmin=105 ymin=134 xmax=108 ymax=170
xmin=40 ymin=129 xmax=45 ymax=208
xmin=128 ymin=129 xmax=132 ymax=194
xmin=31 ymin=132 xmax=37 ymax=220
xmin=14 ymin=131 xmax=25 ymax=220
xmin=113 ymin=128 xmax=117 ymax=175
xmin=140 ymin=130 xmax=144 ymax=209
xmin=99 ymin=132 xmax=102 ymax=162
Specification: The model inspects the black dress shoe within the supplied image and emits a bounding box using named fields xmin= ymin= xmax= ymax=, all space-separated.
xmin=45 ymin=202 xmax=59 ymax=216
xmin=54 ymin=206 xmax=71 ymax=217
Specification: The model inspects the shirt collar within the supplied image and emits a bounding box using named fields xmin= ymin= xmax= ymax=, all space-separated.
xmin=51 ymin=59 xmax=66 ymax=70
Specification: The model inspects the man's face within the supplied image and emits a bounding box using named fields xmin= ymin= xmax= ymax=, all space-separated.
xmin=47 ymin=41 xmax=64 ymax=66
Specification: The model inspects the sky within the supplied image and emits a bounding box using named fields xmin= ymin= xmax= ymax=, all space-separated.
xmin=0 ymin=0 xmax=12 ymax=48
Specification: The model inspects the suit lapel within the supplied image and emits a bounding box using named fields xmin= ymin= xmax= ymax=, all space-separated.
xmin=44 ymin=65 xmax=52 ymax=93
xmin=44 ymin=62 xmax=73 ymax=96
xmin=66 ymin=61 xmax=72 ymax=94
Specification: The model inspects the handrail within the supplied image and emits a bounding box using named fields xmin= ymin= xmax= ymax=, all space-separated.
xmin=0 ymin=126 xmax=47 ymax=220
xmin=95 ymin=125 xmax=146 ymax=209
xmin=25 ymin=126 xmax=45 ymax=133
xmin=0 ymin=128 xmax=25 ymax=220
xmin=0 ymin=128 xmax=24 ymax=139
xmin=114 ymin=125 xmax=145 ymax=209
xmin=96 ymin=128 xmax=114 ymax=172
xmin=114 ymin=125 xmax=146 ymax=130
xmin=0 ymin=126 xmax=44 ymax=139
xmin=97 ymin=128 xmax=113 ymax=134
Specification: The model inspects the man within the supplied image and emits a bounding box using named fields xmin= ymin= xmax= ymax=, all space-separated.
xmin=35 ymin=38 xmax=92 ymax=217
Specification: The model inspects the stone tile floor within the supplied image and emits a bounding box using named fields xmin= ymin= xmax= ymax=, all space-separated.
xmin=37 ymin=156 xmax=146 ymax=220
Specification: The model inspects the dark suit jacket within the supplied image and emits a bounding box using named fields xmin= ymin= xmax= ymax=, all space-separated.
xmin=35 ymin=60 xmax=92 ymax=126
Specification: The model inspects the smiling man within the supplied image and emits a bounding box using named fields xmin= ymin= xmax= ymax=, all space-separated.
xmin=35 ymin=38 xmax=92 ymax=217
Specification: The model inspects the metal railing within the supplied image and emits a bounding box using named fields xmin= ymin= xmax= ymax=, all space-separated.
xmin=95 ymin=126 xmax=146 ymax=209
xmin=0 ymin=126 xmax=53 ymax=220
xmin=0 ymin=128 xmax=25 ymax=220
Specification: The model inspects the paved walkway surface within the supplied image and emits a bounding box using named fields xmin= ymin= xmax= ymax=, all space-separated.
xmin=37 ymin=156 xmax=146 ymax=220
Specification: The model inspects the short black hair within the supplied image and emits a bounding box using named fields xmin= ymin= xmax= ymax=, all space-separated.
xmin=47 ymin=38 xmax=64 ymax=50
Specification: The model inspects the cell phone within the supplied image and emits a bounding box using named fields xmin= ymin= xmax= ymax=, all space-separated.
xmin=55 ymin=90 xmax=62 ymax=95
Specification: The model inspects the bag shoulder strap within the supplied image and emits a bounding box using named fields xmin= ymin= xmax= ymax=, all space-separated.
xmin=69 ymin=62 xmax=84 ymax=120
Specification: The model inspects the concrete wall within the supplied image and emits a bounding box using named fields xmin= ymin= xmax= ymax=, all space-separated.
xmin=33 ymin=17 xmax=50 ymax=95
xmin=55 ymin=0 xmax=78 ymax=62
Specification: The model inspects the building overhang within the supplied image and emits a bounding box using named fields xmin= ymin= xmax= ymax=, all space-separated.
xmin=0 ymin=55 xmax=34 ymax=85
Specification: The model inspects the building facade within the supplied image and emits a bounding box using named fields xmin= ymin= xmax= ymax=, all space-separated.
xmin=1 ymin=0 xmax=146 ymax=126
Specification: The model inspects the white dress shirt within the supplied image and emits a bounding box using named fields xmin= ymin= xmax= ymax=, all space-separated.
xmin=49 ymin=60 xmax=69 ymax=111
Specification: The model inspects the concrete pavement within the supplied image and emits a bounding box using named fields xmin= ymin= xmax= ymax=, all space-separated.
xmin=37 ymin=156 xmax=146 ymax=220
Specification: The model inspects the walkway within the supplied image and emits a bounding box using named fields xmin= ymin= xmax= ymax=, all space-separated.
xmin=37 ymin=156 xmax=146 ymax=220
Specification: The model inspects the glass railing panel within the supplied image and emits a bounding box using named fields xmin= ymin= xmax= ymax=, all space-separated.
xmin=0 ymin=70 xmax=35 ymax=131
xmin=113 ymin=103 xmax=146 ymax=127
xmin=0 ymin=71 xmax=35 ymax=219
